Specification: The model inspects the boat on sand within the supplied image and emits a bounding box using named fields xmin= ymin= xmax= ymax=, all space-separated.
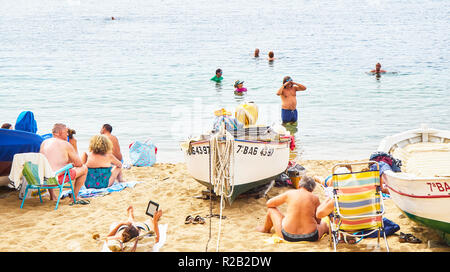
xmin=180 ymin=103 xmax=291 ymax=205
xmin=377 ymin=126 xmax=450 ymax=245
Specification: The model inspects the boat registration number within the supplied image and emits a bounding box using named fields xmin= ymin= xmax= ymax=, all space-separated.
xmin=190 ymin=145 xmax=275 ymax=156
xmin=426 ymin=182 xmax=450 ymax=192
xmin=236 ymin=145 xmax=274 ymax=156
xmin=190 ymin=146 xmax=210 ymax=155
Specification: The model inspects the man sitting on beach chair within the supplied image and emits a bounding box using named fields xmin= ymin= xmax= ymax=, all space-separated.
xmin=257 ymin=176 xmax=329 ymax=242
xmin=40 ymin=123 xmax=88 ymax=205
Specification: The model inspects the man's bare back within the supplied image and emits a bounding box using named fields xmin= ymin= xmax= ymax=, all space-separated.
xmin=40 ymin=138 xmax=81 ymax=170
xmin=106 ymin=134 xmax=122 ymax=162
xmin=39 ymin=123 xmax=87 ymax=203
xmin=100 ymin=124 xmax=123 ymax=162
xmin=257 ymin=176 xmax=329 ymax=242
xmin=282 ymin=189 xmax=320 ymax=234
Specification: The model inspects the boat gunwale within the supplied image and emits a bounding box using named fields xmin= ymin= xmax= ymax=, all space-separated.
xmin=183 ymin=138 xmax=290 ymax=146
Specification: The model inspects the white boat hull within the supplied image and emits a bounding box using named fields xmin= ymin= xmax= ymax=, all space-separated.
xmin=378 ymin=126 xmax=450 ymax=243
xmin=383 ymin=171 xmax=450 ymax=227
xmin=182 ymin=139 xmax=290 ymax=203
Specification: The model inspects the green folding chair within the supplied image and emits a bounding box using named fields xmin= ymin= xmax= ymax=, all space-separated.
xmin=20 ymin=161 xmax=75 ymax=210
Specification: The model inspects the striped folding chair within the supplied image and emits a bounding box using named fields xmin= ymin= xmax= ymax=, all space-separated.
xmin=328 ymin=161 xmax=389 ymax=252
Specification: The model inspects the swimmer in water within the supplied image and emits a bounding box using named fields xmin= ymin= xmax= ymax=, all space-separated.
xmin=254 ymin=48 xmax=260 ymax=58
xmin=268 ymin=51 xmax=275 ymax=61
xmin=211 ymin=68 xmax=223 ymax=83
xmin=370 ymin=63 xmax=387 ymax=74
xmin=234 ymin=80 xmax=247 ymax=95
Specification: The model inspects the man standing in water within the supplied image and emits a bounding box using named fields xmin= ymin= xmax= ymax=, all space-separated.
xmin=276 ymin=76 xmax=307 ymax=124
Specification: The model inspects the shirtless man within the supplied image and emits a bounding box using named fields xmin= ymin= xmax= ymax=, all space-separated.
xmin=276 ymin=76 xmax=307 ymax=124
xmin=100 ymin=124 xmax=123 ymax=162
xmin=370 ymin=63 xmax=387 ymax=74
xmin=101 ymin=124 xmax=125 ymax=182
xmin=256 ymin=176 xmax=329 ymax=242
xmin=40 ymin=123 xmax=88 ymax=204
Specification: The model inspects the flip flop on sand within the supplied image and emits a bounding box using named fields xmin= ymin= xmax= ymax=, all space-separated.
xmin=206 ymin=214 xmax=227 ymax=219
xmin=70 ymin=199 xmax=90 ymax=206
xmin=193 ymin=215 xmax=205 ymax=224
xmin=399 ymin=232 xmax=422 ymax=243
xmin=185 ymin=215 xmax=194 ymax=224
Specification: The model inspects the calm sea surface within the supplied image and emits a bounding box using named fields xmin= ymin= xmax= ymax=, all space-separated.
xmin=1 ymin=0 xmax=449 ymax=162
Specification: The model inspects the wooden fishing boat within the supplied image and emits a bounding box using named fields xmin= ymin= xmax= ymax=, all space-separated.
xmin=377 ymin=126 xmax=450 ymax=245
xmin=181 ymin=126 xmax=291 ymax=204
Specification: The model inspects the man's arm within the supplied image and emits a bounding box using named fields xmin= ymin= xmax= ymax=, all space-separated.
xmin=109 ymin=153 xmax=123 ymax=168
xmin=292 ymin=82 xmax=307 ymax=91
xmin=67 ymin=143 xmax=83 ymax=167
xmin=111 ymin=136 xmax=123 ymax=161
xmin=276 ymin=86 xmax=284 ymax=96
xmin=266 ymin=191 xmax=288 ymax=208
xmin=316 ymin=197 xmax=334 ymax=219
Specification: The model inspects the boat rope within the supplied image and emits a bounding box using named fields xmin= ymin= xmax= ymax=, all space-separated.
xmin=207 ymin=122 xmax=235 ymax=252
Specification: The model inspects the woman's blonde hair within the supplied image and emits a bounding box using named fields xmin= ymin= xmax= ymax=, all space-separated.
xmin=89 ymin=135 xmax=113 ymax=155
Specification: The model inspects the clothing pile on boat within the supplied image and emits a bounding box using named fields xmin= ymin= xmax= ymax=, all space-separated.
xmin=369 ymin=151 xmax=402 ymax=174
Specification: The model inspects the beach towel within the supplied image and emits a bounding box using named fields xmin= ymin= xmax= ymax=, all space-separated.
xmin=60 ymin=181 xmax=140 ymax=199
xmin=101 ymin=223 xmax=167 ymax=252
xmin=9 ymin=153 xmax=54 ymax=189
xmin=129 ymin=140 xmax=157 ymax=167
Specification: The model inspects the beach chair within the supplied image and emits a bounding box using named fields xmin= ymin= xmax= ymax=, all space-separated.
xmin=328 ymin=161 xmax=389 ymax=252
xmin=19 ymin=154 xmax=75 ymax=210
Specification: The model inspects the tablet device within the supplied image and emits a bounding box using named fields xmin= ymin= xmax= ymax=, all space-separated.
xmin=146 ymin=200 xmax=159 ymax=217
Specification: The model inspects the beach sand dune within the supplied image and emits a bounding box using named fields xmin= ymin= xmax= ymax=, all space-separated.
xmin=0 ymin=160 xmax=448 ymax=252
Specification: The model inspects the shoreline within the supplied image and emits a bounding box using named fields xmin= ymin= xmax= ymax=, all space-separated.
xmin=0 ymin=160 xmax=448 ymax=252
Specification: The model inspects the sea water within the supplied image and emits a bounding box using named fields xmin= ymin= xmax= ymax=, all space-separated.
xmin=1 ymin=0 xmax=449 ymax=162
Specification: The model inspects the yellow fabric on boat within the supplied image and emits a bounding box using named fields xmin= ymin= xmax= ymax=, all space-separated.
xmin=214 ymin=108 xmax=232 ymax=116
xmin=235 ymin=102 xmax=258 ymax=126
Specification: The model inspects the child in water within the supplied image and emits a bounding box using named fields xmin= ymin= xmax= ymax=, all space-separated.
xmin=211 ymin=68 xmax=223 ymax=83
xmin=234 ymin=80 xmax=247 ymax=95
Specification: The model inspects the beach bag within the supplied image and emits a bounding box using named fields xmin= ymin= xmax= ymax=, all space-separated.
xmin=129 ymin=140 xmax=157 ymax=167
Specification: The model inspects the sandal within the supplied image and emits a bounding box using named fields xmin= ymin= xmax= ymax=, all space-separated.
xmin=193 ymin=215 xmax=205 ymax=224
xmin=399 ymin=232 xmax=422 ymax=243
xmin=70 ymin=199 xmax=90 ymax=206
xmin=205 ymin=214 xmax=227 ymax=219
xmin=185 ymin=215 xmax=194 ymax=224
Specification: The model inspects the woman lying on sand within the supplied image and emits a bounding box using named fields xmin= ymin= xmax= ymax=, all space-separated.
xmin=105 ymin=206 xmax=163 ymax=252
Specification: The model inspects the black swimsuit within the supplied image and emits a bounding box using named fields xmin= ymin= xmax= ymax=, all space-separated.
xmin=281 ymin=228 xmax=319 ymax=242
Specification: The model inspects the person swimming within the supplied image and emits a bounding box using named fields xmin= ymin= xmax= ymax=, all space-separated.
xmin=211 ymin=68 xmax=223 ymax=83
xmin=234 ymin=80 xmax=247 ymax=95
xmin=370 ymin=63 xmax=387 ymax=74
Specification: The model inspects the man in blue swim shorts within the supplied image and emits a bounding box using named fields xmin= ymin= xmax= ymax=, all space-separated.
xmin=276 ymin=76 xmax=307 ymax=124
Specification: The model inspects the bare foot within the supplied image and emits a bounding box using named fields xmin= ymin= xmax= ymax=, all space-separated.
xmin=256 ymin=226 xmax=270 ymax=233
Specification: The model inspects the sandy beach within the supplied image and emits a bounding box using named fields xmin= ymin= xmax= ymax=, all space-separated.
xmin=0 ymin=159 xmax=448 ymax=252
